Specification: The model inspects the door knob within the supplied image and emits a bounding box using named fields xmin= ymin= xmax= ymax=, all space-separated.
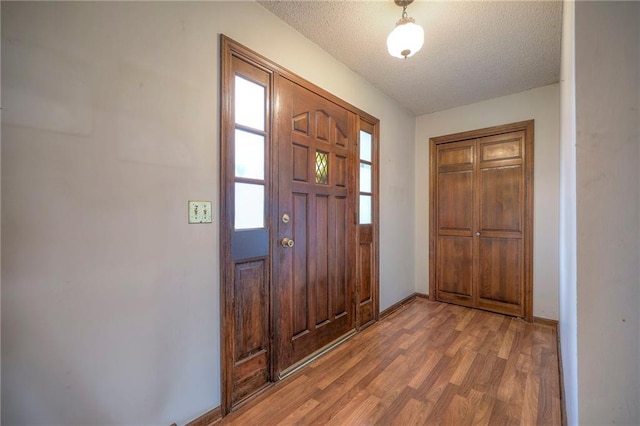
xmin=281 ymin=238 xmax=295 ymax=248
xmin=476 ymin=232 xmax=481 ymax=236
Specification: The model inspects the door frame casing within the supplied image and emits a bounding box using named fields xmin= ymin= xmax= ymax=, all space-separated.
xmin=428 ymin=120 xmax=534 ymax=321
xmin=219 ymin=35 xmax=380 ymax=415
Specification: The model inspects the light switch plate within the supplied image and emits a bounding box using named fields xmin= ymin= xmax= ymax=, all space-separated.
xmin=188 ymin=201 xmax=212 ymax=224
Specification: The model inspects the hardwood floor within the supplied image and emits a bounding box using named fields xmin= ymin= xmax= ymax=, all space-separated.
xmin=220 ymin=299 xmax=561 ymax=425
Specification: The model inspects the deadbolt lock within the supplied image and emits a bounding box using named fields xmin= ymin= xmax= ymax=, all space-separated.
xmin=282 ymin=213 xmax=290 ymax=223
xmin=281 ymin=238 xmax=295 ymax=248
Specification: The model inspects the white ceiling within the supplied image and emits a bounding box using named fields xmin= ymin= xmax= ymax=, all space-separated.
xmin=258 ymin=0 xmax=563 ymax=116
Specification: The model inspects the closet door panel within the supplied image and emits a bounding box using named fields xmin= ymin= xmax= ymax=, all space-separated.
xmin=438 ymin=171 xmax=473 ymax=234
xmin=479 ymin=166 xmax=522 ymax=234
xmin=430 ymin=122 xmax=533 ymax=321
xmin=478 ymin=238 xmax=522 ymax=305
xmin=437 ymin=236 xmax=473 ymax=302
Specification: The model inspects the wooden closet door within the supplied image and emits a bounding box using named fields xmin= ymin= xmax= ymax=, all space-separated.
xmin=435 ymin=140 xmax=476 ymax=308
xmin=476 ymin=131 xmax=526 ymax=317
xmin=430 ymin=121 xmax=533 ymax=320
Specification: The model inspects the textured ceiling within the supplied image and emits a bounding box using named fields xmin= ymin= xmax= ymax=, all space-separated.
xmin=258 ymin=0 xmax=562 ymax=116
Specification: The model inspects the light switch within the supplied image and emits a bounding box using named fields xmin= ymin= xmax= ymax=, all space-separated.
xmin=188 ymin=201 xmax=212 ymax=224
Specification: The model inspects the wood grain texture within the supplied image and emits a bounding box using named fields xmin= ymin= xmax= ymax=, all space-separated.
xmin=220 ymin=299 xmax=561 ymax=425
xmin=221 ymin=36 xmax=381 ymax=414
xmin=430 ymin=121 xmax=534 ymax=321
xmin=220 ymin=39 xmax=274 ymax=413
xmin=276 ymin=77 xmax=357 ymax=374
xmin=356 ymin=118 xmax=379 ymax=330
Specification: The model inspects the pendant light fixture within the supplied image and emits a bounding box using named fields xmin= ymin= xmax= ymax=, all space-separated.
xmin=387 ymin=0 xmax=424 ymax=59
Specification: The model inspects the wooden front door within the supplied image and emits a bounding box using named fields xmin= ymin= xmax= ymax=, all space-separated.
xmin=430 ymin=121 xmax=534 ymax=320
xmin=221 ymin=36 xmax=378 ymax=415
xmin=274 ymin=76 xmax=357 ymax=376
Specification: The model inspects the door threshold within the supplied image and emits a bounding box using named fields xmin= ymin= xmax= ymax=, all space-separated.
xmin=279 ymin=329 xmax=357 ymax=380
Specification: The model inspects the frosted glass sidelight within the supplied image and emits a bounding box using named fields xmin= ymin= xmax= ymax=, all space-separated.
xmin=360 ymin=130 xmax=372 ymax=162
xmin=360 ymin=163 xmax=372 ymax=193
xmin=360 ymin=195 xmax=372 ymax=224
xmin=235 ymin=129 xmax=264 ymax=179
xmin=235 ymin=75 xmax=265 ymax=131
xmin=235 ymin=183 xmax=264 ymax=229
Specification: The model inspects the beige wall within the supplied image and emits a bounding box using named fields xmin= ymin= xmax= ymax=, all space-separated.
xmin=414 ymin=84 xmax=561 ymax=320
xmin=558 ymin=0 xmax=578 ymax=424
xmin=575 ymin=2 xmax=639 ymax=423
xmin=1 ymin=2 xmax=416 ymax=424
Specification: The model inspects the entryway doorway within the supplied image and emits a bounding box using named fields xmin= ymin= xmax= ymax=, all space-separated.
xmin=219 ymin=36 xmax=380 ymax=415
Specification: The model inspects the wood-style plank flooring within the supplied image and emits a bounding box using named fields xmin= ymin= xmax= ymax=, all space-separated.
xmin=221 ymin=299 xmax=562 ymax=425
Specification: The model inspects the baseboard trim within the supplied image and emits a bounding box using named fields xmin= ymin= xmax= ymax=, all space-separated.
xmin=185 ymin=406 xmax=222 ymax=426
xmin=380 ymin=292 xmax=428 ymax=319
xmin=533 ymin=316 xmax=559 ymax=328
xmin=556 ymin=326 xmax=568 ymax=426
xmin=389 ymin=296 xmax=558 ymax=328
xmin=532 ymin=316 xmax=565 ymax=425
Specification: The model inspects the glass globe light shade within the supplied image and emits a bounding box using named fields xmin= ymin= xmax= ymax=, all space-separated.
xmin=386 ymin=18 xmax=424 ymax=59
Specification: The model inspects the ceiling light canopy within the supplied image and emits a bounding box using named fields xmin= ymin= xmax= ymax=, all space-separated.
xmin=387 ymin=0 xmax=424 ymax=59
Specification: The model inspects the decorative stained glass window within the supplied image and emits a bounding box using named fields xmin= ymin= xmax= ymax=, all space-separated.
xmin=315 ymin=151 xmax=329 ymax=184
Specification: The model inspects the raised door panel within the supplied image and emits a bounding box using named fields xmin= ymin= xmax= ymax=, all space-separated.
xmin=478 ymin=238 xmax=523 ymax=316
xmin=234 ymin=261 xmax=268 ymax=360
xmin=358 ymin=225 xmax=374 ymax=326
xmin=480 ymin=138 xmax=521 ymax=162
xmin=437 ymin=171 xmax=473 ymax=234
xmin=292 ymin=193 xmax=308 ymax=337
xmin=438 ymin=143 xmax=474 ymax=169
xmin=333 ymin=196 xmax=348 ymax=318
xmin=232 ymin=260 xmax=269 ymax=402
xmin=292 ymin=143 xmax=309 ymax=182
xmin=478 ymin=131 xmax=524 ymax=167
xmin=437 ymin=140 xmax=474 ymax=237
xmin=314 ymin=194 xmax=330 ymax=326
xmin=437 ymin=236 xmax=473 ymax=305
xmin=479 ymin=166 xmax=523 ymax=234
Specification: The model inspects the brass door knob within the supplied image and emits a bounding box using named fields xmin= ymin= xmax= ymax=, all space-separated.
xmin=281 ymin=238 xmax=295 ymax=248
